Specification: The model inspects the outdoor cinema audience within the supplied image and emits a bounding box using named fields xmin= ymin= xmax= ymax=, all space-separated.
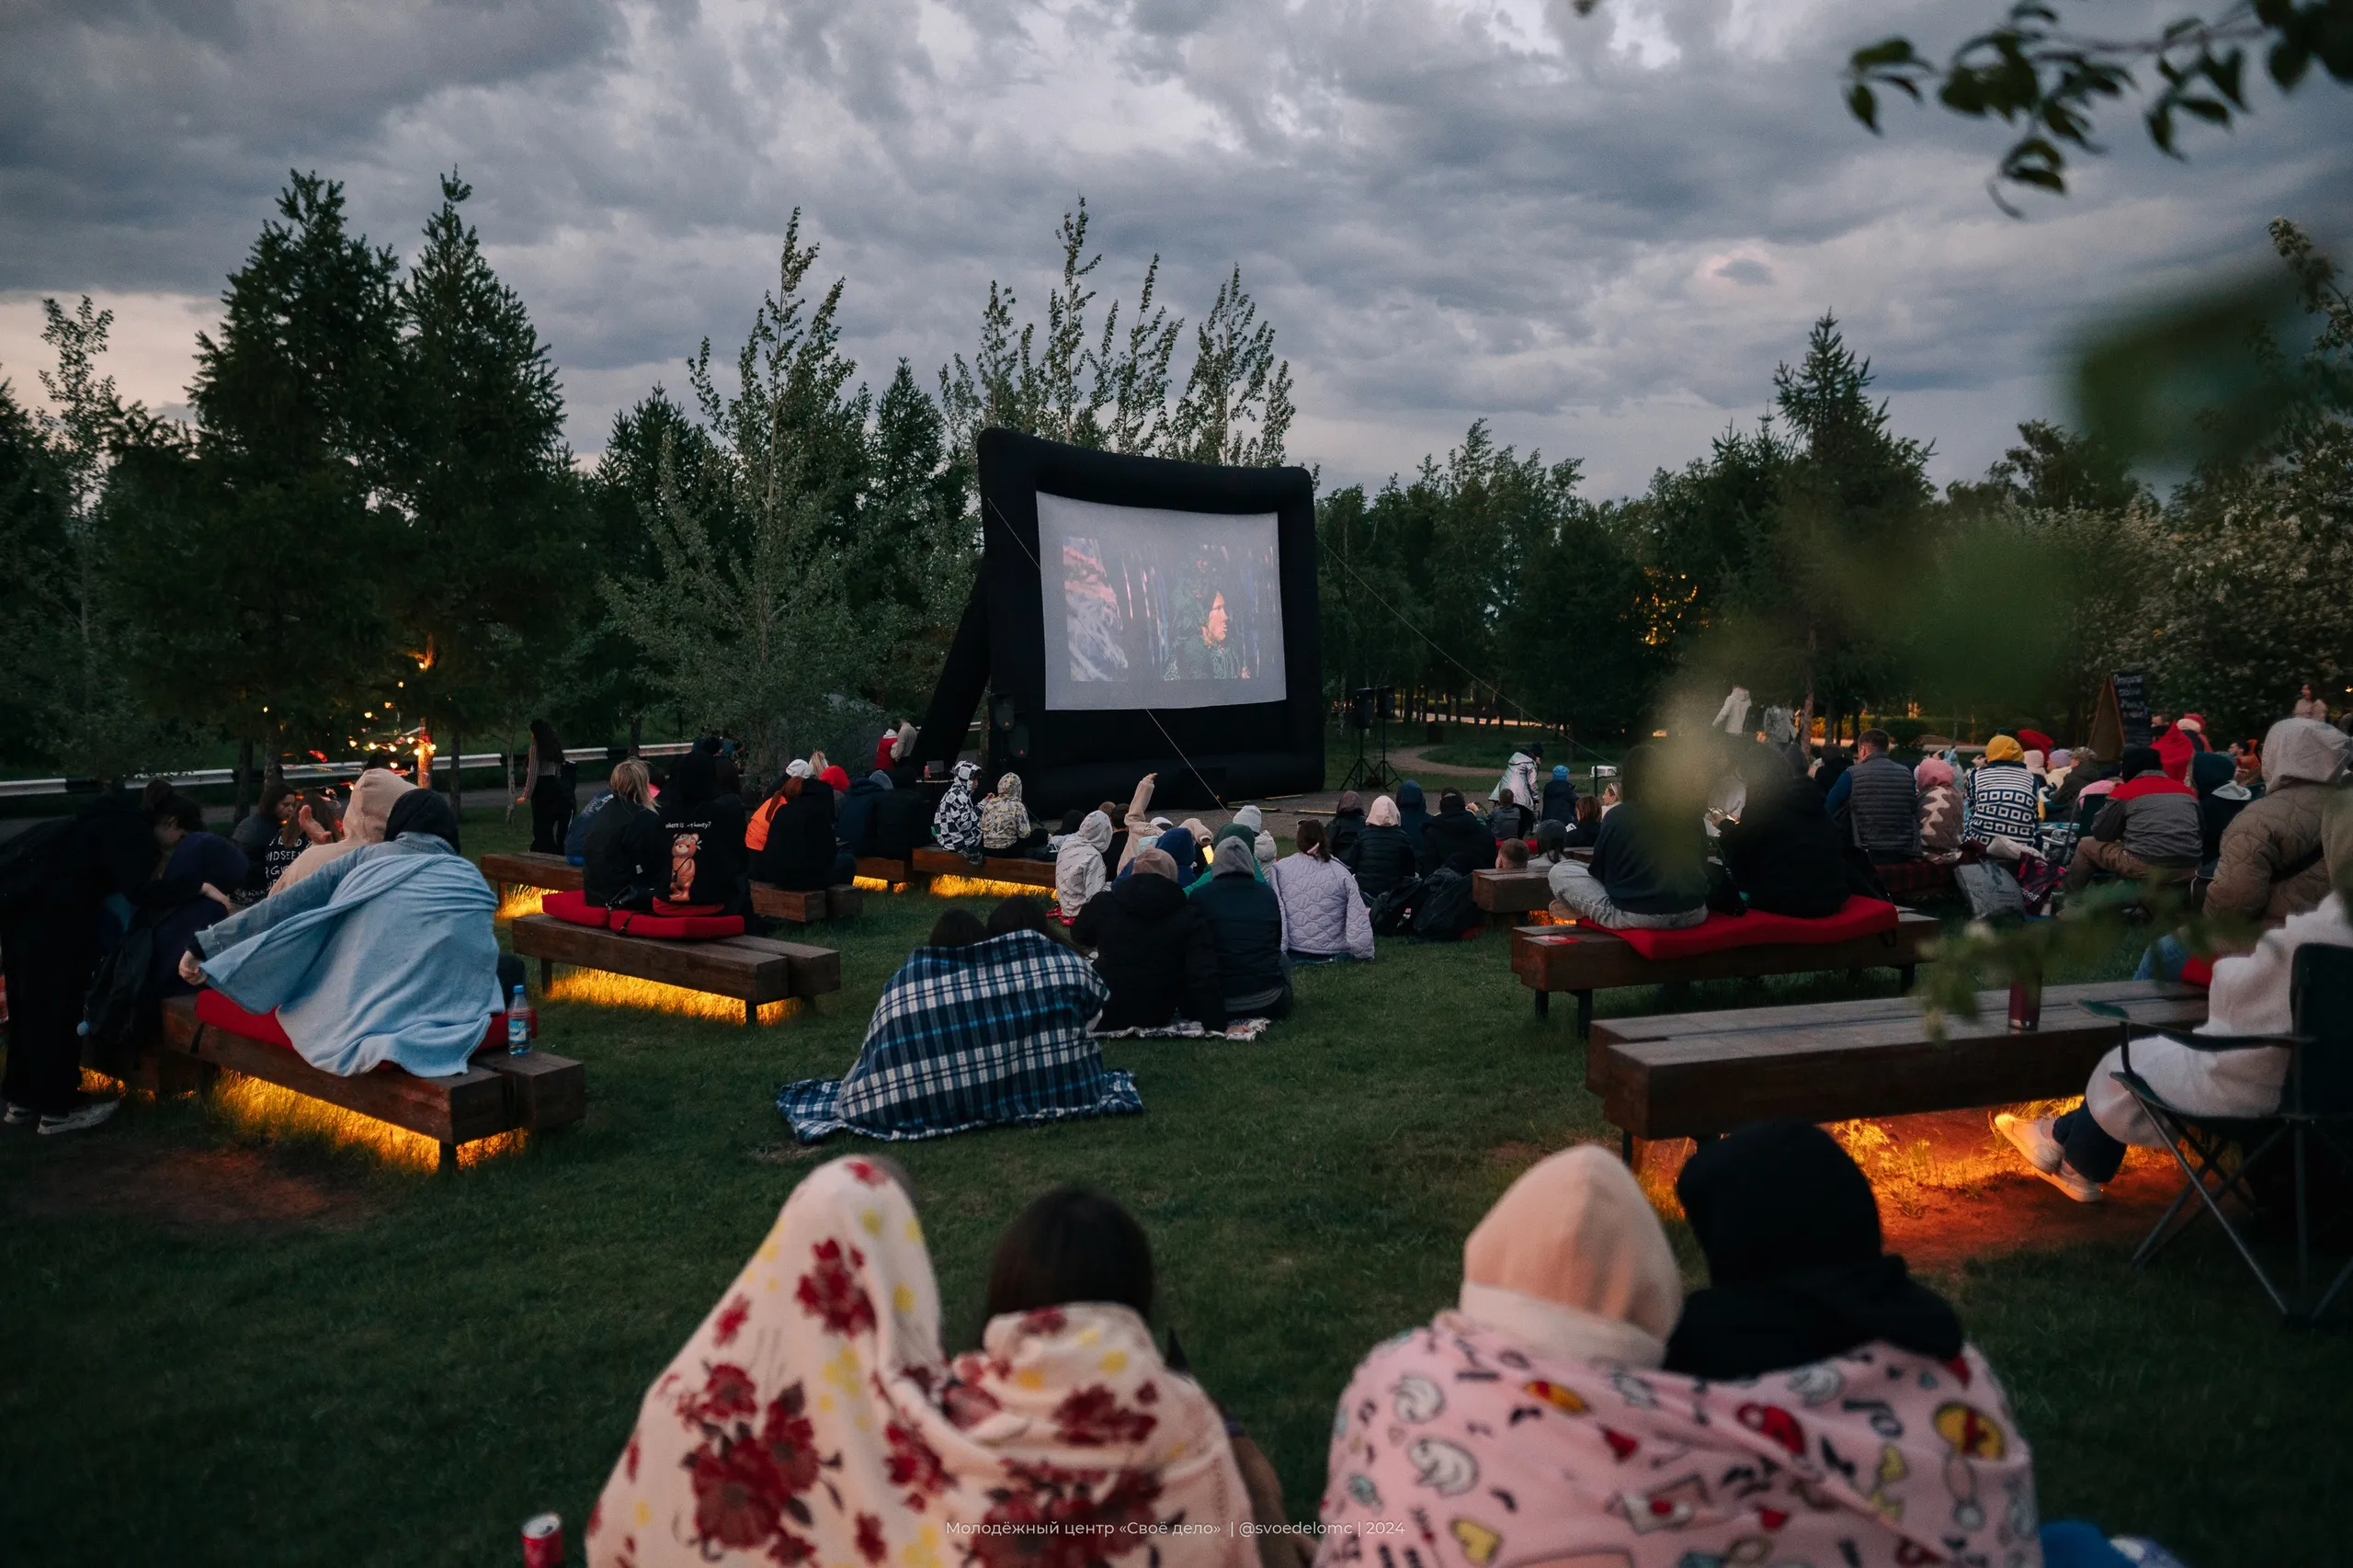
xmin=1548 ymin=744 xmax=1710 ymax=930
xmin=1070 ymin=846 xmax=1223 ymax=1030
xmin=1962 ymin=734 xmax=2042 ymax=854
xmin=1053 ymin=809 xmax=1114 ymax=920
xmin=1716 ymin=744 xmax=1850 ymax=917
xmin=1192 ymin=836 xmax=1292 ymax=1019
xmin=750 ymin=771 xmax=853 ymax=892
xmin=1324 ymin=790 xmax=1366 ymax=862
xmin=1827 ymin=727 xmax=1922 ymax=863
xmin=1342 ymin=792 xmax=1419 ymax=900
xmin=1540 ymin=761 xmax=1578 ymax=824
xmin=2208 ymin=717 xmax=2349 ymax=923
xmin=584 ymin=758 xmax=667 ymax=909
xmin=2063 ymin=744 xmax=2200 ymax=893
xmin=1268 ymin=819 xmax=1372 ymax=962
xmin=657 ymin=751 xmax=750 ymax=915
xmin=1394 ymin=778 xmax=1431 ymax=851
xmin=1915 ymin=754 xmax=1962 ymax=853
xmin=1418 ymin=788 xmax=1496 ymax=876
xmin=978 ymin=770 xmax=1034 ymax=851
xmin=932 ymin=759 xmax=983 ymax=857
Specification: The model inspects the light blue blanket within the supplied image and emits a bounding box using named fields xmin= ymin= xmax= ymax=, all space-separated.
xmin=199 ymin=846 xmax=500 ymax=1078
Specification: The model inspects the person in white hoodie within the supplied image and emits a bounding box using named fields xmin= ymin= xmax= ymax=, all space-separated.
xmin=1053 ymin=809 xmax=1114 ymax=922
xmin=1490 ymin=749 xmax=1540 ymax=816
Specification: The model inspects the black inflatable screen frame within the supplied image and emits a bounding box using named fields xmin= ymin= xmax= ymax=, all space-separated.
xmin=912 ymin=429 xmax=1322 ymax=815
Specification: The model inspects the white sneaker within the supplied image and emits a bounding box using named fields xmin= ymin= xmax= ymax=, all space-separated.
xmin=1993 ymin=1111 xmax=2063 ymax=1174
xmin=37 ymin=1099 xmax=119 ymax=1136
xmin=3 ymin=1100 xmax=35 ymax=1126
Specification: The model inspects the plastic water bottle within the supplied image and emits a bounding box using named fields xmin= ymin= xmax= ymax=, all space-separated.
xmin=507 ymin=983 xmax=533 ymax=1054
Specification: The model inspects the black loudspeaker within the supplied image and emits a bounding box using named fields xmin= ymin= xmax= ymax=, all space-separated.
xmin=1377 ymin=686 xmax=1397 ymax=722
xmin=1348 ymin=687 xmax=1376 ymax=732
xmin=1008 ymin=724 xmax=1030 ymax=762
xmin=991 ymin=695 xmax=1017 ymax=734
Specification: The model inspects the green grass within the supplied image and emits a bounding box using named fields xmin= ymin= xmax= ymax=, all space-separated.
xmin=2 ymin=806 xmax=2345 ymax=1567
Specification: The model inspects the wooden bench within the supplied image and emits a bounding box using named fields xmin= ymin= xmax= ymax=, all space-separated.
xmin=151 ymin=994 xmax=585 ymax=1172
xmin=508 ymin=914 xmax=841 ymax=1026
xmin=911 ymin=847 xmax=1060 ymax=891
xmin=858 ymin=856 xmax=915 ymax=889
xmin=750 ymin=884 xmax=864 ymax=923
xmin=483 ymin=850 xmax=860 ymax=925
xmin=1474 ymin=869 xmax=1553 ymax=919
xmin=481 ymin=850 xmax=581 ymax=897
xmin=1586 ymin=980 xmax=2210 ymax=1158
xmin=1511 ymin=911 xmax=1942 ymax=1035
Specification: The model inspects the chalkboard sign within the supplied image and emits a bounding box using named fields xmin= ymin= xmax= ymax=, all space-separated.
xmin=2111 ymin=671 xmax=2152 ymax=747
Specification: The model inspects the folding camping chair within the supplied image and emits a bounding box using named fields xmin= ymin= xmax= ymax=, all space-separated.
xmin=2087 ymin=944 xmax=2353 ymax=1324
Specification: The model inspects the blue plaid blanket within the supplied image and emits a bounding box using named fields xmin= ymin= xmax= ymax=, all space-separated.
xmin=779 ymin=930 xmax=1141 ymax=1142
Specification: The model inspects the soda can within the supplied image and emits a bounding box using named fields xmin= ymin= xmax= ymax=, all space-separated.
xmin=522 ymin=1512 xmax=563 ymax=1567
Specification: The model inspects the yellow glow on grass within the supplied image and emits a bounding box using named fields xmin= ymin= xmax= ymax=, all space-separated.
xmin=929 ymin=873 xmax=1058 ymax=903
xmin=852 ymin=875 xmax=907 ymax=893
xmin=210 ymin=1074 xmax=524 ymax=1171
xmin=546 ymin=968 xmax=800 ymax=1026
xmin=496 ymin=886 xmax=547 ymax=920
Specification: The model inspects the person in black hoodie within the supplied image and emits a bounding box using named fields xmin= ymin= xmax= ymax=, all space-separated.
xmin=835 ymin=770 xmax=891 ymax=858
xmin=1418 ymin=789 xmax=1497 ymax=877
xmin=661 ymin=751 xmax=749 ymax=914
xmin=753 ymin=774 xmax=855 ymax=891
xmin=1069 ymin=846 xmax=1223 ymax=1030
xmin=1716 ymin=745 xmax=1850 ymax=918
xmin=1325 ymin=790 xmax=1367 ymax=864
xmin=1343 ymin=793 xmax=1419 ymax=899
xmin=1189 ymin=837 xmax=1290 ymax=1019
xmin=585 ymin=758 xmax=669 ymax=909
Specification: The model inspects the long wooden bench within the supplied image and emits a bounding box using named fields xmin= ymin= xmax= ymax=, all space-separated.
xmin=1586 ymin=979 xmax=2209 ymax=1158
xmin=151 ymin=994 xmax=585 ymax=1172
xmin=508 ymin=914 xmax=841 ymax=1026
xmin=1473 ymin=869 xmax=1553 ymax=919
xmin=858 ymin=855 xmax=915 ymax=889
xmin=482 ymin=850 xmax=860 ymax=926
xmin=911 ymin=847 xmax=1059 ymax=891
xmin=1511 ymin=911 xmax=1942 ymax=1035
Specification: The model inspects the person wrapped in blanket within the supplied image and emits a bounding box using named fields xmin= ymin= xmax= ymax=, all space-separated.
xmin=176 ymin=790 xmax=503 ymax=1079
xmin=1319 ymin=1126 xmax=2066 ymax=1568
xmin=777 ymin=898 xmax=1140 ymax=1142
xmin=587 ymin=1159 xmax=1304 ymax=1568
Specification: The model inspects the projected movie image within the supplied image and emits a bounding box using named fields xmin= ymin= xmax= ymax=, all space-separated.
xmin=1038 ymin=494 xmax=1288 ymax=712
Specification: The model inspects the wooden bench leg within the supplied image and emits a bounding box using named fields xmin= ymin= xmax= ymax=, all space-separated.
xmin=1898 ymin=964 xmax=1916 ymax=993
xmin=1533 ymin=988 xmax=1549 ymax=1020
xmin=538 ymin=957 xmax=553 ymax=992
xmin=438 ymin=1141 xmax=458 ymax=1174
xmin=745 ymin=998 xmax=758 ymax=1028
xmin=1847 ymin=967 xmax=1866 ymax=986
xmin=1620 ymin=1128 xmax=1635 ymax=1165
xmin=1574 ymin=991 xmax=1594 ymax=1038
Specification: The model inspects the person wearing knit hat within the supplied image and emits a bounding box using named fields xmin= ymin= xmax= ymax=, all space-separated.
xmin=1982 ymin=733 xmax=2025 ymax=763
xmin=1962 ymin=736 xmax=2041 ymax=852
xmin=2018 ymin=728 xmax=2056 ymax=756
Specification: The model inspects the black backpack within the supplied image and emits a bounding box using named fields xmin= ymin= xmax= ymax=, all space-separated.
xmin=1365 ymin=873 xmax=1424 ymax=937
xmin=80 ymin=924 xmax=156 ymax=1059
xmin=1413 ymin=868 xmax=1478 ymax=941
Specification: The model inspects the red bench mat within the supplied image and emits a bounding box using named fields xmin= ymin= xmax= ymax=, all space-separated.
xmin=608 ymin=909 xmax=745 ymax=938
xmin=194 ymin=987 xmax=497 ymax=1058
xmin=543 ymin=889 xmax=610 ymax=928
xmin=1608 ymin=896 xmax=1900 ymax=960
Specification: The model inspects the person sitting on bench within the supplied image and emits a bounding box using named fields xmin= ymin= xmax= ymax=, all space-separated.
xmin=1915 ymin=754 xmax=1962 ymax=853
xmin=2063 ymin=744 xmax=2200 ymax=893
xmin=586 ymin=1162 xmax=1267 ymax=1568
xmin=1718 ymin=744 xmax=1850 ymax=918
xmin=276 ymin=767 xmax=411 ymax=894
xmin=585 ymin=759 xmax=668 ymax=910
xmin=178 ymin=790 xmax=500 ymax=1078
xmin=1825 ymin=727 xmax=1922 ymax=864
xmin=1053 ymin=809 xmax=1114 ymax=921
xmin=1548 ymin=744 xmax=1710 ymax=930
xmin=834 ymin=768 xmax=892 ymax=858
xmin=1562 ymin=791 xmax=1603 ymax=848
xmin=1963 ymin=734 xmax=2042 ymax=855
xmin=979 ymin=771 xmax=1037 ymax=853
xmin=1193 ymin=837 xmax=1290 ymax=1018
xmin=655 ymin=751 xmax=748 ymax=915
xmin=752 ymin=773 xmax=854 ymax=892
xmin=145 ymin=792 xmax=247 ymax=997
xmin=1271 ymin=820 xmax=1372 ymax=962
xmin=1419 ymin=789 xmax=1496 ymax=877
xmin=1071 ymin=847 xmax=1223 ymax=1031
xmin=1320 ymin=1139 xmax=2040 ymax=1568
xmin=932 ymin=759 xmax=983 ymax=857
xmin=2000 ymin=801 xmax=2353 ymax=1203
xmin=1529 ymin=818 xmax=1570 ymax=868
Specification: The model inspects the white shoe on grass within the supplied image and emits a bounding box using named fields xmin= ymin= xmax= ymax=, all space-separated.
xmin=36 ymin=1100 xmax=119 ymax=1137
xmin=1995 ymin=1112 xmax=2102 ymax=1202
xmin=3 ymin=1100 xmax=36 ymax=1126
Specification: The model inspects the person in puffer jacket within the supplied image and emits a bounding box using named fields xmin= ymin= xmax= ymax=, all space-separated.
xmin=1268 ymin=820 xmax=1373 ymax=960
xmin=979 ymin=772 xmax=1033 ymax=852
xmin=1054 ymin=810 xmax=1113 ymax=921
xmin=2063 ymin=744 xmax=2201 ymax=892
xmin=2207 ymin=717 xmax=2350 ymax=925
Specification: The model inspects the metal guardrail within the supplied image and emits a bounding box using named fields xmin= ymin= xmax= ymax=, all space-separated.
xmin=0 ymin=743 xmax=696 ymax=801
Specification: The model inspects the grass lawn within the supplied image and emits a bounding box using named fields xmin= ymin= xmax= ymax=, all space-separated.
xmin=3 ymin=804 xmax=2346 ymax=1567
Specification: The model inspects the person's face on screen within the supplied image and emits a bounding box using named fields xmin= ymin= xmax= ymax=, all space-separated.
xmin=1204 ymin=592 xmax=1228 ymax=645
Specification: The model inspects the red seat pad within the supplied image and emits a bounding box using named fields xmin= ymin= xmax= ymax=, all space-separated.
xmin=195 ymin=986 xmax=294 ymax=1048
xmin=653 ymin=899 xmax=724 ymax=917
xmin=607 ymin=909 xmax=745 ymax=939
xmin=2180 ymin=956 xmax=2214 ymax=988
xmin=1609 ymin=896 xmax=1901 ymax=960
xmin=542 ymin=889 xmax=610 ymax=927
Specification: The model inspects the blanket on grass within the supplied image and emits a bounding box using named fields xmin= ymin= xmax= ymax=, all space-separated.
xmin=198 ymin=846 xmax=501 ymax=1078
xmin=779 ymin=929 xmax=1139 ymax=1142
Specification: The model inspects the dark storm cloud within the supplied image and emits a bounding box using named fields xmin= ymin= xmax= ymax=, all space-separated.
xmin=4 ymin=0 xmax=2349 ymax=493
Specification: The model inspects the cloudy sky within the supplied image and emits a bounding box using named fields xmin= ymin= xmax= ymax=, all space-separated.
xmin=3 ymin=0 xmax=2347 ymax=498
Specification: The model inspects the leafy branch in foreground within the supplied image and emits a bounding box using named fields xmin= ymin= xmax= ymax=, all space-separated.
xmin=1845 ymin=0 xmax=2351 ymax=208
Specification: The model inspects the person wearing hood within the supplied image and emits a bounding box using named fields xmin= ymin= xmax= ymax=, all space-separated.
xmin=979 ymin=771 xmax=1033 ymax=852
xmin=1070 ymin=847 xmax=1224 ymax=1030
xmin=2154 ymin=713 xmax=2208 ymax=780
xmin=585 ymin=759 xmax=669 ymax=909
xmin=2063 ymin=744 xmax=2200 ymax=894
xmin=657 ymin=751 xmax=750 ymax=913
xmin=932 ymin=760 xmax=983 ymax=857
xmin=1394 ymin=778 xmax=1430 ymax=850
xmin=1717 ymin=745 xmax=1850 ymax=918
xmin=1962 ymin=734 xmax=2042 ymax=853
xmin=1491 ymin=748 xmax=1540 ymax=816
xmin=1270 ymin=820 xmax=1373 ymax=961
xmin=1191 ymin=836 xmax=1291 ymax=1018
xmin=1320 ymin=1140 xmax=2043 ymax=1568
xmin=1342 ymin=794 xmax=1418 ymax=899
xmin=753 ymin=773 xmax=856 ymax=892
xmin=835 ymin=768 xmax=892 ymax=859
xmin=1540 ymin=763 xmax=1578 ymax=825
xmin=1418 ymin=789 xmax=1496 ymax=878
xmin=2005 ymin=797 xmax=2353 ymax=1203
xmin=1914 ymin=755 xmax=1962 ymax=853
xmin=276 ymin=768 xmax=414 ymax=894
xmin=1324 ymin=790 xmax=1367 ymax=862
xmin=1054 ymin=810 xmax=1114 ymax=920
xmin=2207 ymin=716 xmax=2352 ymax=925
xmin=1548 ymin=744 xmax=1710 ymax=930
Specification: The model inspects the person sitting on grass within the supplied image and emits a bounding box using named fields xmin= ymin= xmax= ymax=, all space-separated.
xmin=1395 ymin=778 xmax=1431 ymax=852
xmin=1412 ymin=849 xmax=1483 ymax=941
xmin=2001 ymin=799 xmax=2353 ymax=1204
xmin=585 ymin=1161 xmax=1267 ymax=1568
xmin=2063 ymin=744 xmax=2200 ymax=895
xmin=1718 ymin=744 xmax=1850 ymax=919
xmin=1963 ymin=734 xmax=2043 ymax=855
xmin=1193 ymin=837 xmax=1291 ymax=1019
xmin=1528 ymin=818 xmax=1570 ymax=868
xmin=1053 ymin=809 xmax=1114 ymax=922
xmin=1325 ymin=790 xmax=1366 ymax=862
xmin=1320 ymin=1138 xmax=2041 ymax=1568
xmin=1495 ymin=835 xmax=1529 ymax=870
xmin=1269 ymin=819 xmax=1372 ymax=964
xmin=1548 ymin=744 xmax=1710 ymax=930
xmin=177 ymin=790 xmax=501 ymax=1079
xmin=1343 ymin=793 xmax=1419 ymax=900
xmin=1419 ymin=788 xmax=1497 ymax=877
xmin=1485 ymin=786 xmax=1531 ymax=844
xmin=1070 ymin=846 xmax=1223 ymax=1031
xmin=585 ymin=758 xmax=668 ymax=910
xmin=1915 ymin=754 xmax=1962 ymax=854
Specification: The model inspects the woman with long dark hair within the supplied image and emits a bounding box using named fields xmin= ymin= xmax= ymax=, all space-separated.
xmin=523 ymin=718 xmax=572 ymax=853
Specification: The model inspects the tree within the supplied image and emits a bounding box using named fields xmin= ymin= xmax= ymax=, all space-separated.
xmin=387 ymin=172 xmax=592 ymax=778
xmin=859 ymin=359 xmax=975 ymax=714
xmin=111 ymin=173 xmax=403 ymax=801
xmin=0 ymin=373 xmax=69 ymax=772
xmin=579 ymin=388 xmax=715 ymax=750
xmin=1948 ymin=419 xmax=2147 ymax=516
xmin=1845 ymin=0 xmax=2353 ymax=206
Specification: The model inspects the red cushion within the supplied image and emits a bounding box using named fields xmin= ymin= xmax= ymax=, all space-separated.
xmin=653 ymin=899 xmax=723 ymax=916
xmin=543 ymin=889 xmax=609 ymax=928
xmin=1609 ymin=896 xmax=1901 ymax=960
xmin=2180 ymin=956 xmax=2215 ymax=988
xmin=195 ymin=987 xmax=294 ymax=1048
xmin=608 ymin=909 xmax=745 ymax=939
